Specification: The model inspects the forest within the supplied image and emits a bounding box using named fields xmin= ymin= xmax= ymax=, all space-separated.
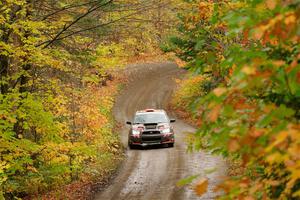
xmin=1 ymin=0 xmax=300 ymax=199
xmin=0 ymin=0 xmax=177 ymax=199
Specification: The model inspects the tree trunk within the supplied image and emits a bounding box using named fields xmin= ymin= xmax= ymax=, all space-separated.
xmin=19 ymin=63 xmax=31 ymax=93
xmin=0 ymin=33 xmax=10 ymax=94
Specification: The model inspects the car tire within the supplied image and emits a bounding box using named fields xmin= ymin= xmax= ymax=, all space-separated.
xmin=168 ymin=143 xmax=174 ymax=148
xmin=128 ymin=143 xmax=134 ymax=149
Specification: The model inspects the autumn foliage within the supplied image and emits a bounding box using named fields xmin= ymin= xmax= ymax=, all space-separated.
xmin=0 ymin=0 xmax=182 ymax=198
xmin=0 ymin=1 xmax=119 ymax=199
xmin=168 ymin=0 xmax=300 ymax=199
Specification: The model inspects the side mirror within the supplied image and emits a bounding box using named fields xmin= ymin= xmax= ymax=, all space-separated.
xmin=170 ymin=119 xmax=176 ymax=123
xmin=126 ymin=121 xmax=132 ymax=125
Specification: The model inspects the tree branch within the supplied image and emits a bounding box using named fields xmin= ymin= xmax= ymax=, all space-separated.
xmin=37 ymin=1 xmax=171 ymax=48
xmin=41 ymin=0 xmax=99 ymax=21
xmin=38 ymin=0 xmax=113 ymax=48
xmin=50 ymin=10 xmax=146 ymax=42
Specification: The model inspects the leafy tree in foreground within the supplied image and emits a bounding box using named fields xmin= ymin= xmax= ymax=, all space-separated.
xmin=167 ymin=0 xmax=300 ymax=199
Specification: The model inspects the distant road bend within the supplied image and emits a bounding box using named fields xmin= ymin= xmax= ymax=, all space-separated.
xmin=94 ymin=62 xmax=227 ymax=200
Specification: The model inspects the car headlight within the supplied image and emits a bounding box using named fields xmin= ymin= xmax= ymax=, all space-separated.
xmin=132 ymin=129 xmax=141 ymax=135
xmin=161 ymin=128 xmax=171 ymax=134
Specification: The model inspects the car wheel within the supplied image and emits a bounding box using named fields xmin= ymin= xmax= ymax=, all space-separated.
xmin=128 ymin=143 xmax=134 ymax=149
xmin=168 ymin=143 xmax=174 ymax=148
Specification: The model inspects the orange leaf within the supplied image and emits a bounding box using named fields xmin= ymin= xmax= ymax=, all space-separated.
xmin=244 ymin=196 xmax=255 ymax=200
xmin=266 ymin=0 xmax=277 ymax=10
xmin=228 ymin=138 xmax=240 ymax=152
xmin=250 ymin=128 xmax=265 ymax=138
xmin=253 ymin=27 xmax=264 ymax=40
xmin=194 ymin=178 xmax=208 ymax=196
xmin=213 ymin=87 xmax=226 ymax=97
xmin=208 ymin=105 xmax=221 ymax=122
xmin=273 ymin=60 xmax=285 ymax=67
xmin=175 ymin=58 xmax=186 ymax=68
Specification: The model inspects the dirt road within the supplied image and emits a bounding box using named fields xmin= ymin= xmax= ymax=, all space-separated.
xmin=94 ymin=63 xmax=226 ymax=200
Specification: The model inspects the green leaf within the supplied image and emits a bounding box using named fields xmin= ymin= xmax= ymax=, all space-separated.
xmin=176 ymin=175 xmax=199 ymax=187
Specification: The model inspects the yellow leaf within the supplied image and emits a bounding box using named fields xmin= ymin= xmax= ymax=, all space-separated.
xmin=27 ymin=166 xmax=38 ymax=173
xmin=194 ymin=178 xmax=208 ymax=196
xmin=267 ymin=180 xmax=280 ymax=186
xmin=266 ymin=152 xmax=282 ymax=164
xmin=284 ymin=14 xmax=296 ymax=25
xmin=242 ymin=66 xmax=256 ymax=75
xmin=274 ymin=131 xmax=289 ymax=146
xmin=293 ymin=189 xmax=300 ymax=198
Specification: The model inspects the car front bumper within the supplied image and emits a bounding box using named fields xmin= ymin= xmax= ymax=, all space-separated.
xmin=129 ymin=134 xmax=174 ymax=146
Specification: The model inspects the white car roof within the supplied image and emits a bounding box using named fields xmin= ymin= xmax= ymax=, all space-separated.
xmin=136 ymin=109 xmax=166 ymax=114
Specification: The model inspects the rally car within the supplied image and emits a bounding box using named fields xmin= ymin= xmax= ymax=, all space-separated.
xmin=126 ymin=109 xmax=176 ymax=149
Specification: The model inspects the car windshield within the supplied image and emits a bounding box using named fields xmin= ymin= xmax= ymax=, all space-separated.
xmin=134 ymin=113 xmax=168 ymax=124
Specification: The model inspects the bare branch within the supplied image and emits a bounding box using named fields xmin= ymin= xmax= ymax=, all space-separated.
xmin=39 ymin=0 xmax=113 ymax=48
xmin=41 ymin=0 xmax=99 ymax=21
xmin=37 ymin=0 xmax=172 ymax=48
xmin=49 ymin=10 xmax=147 ymax=42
